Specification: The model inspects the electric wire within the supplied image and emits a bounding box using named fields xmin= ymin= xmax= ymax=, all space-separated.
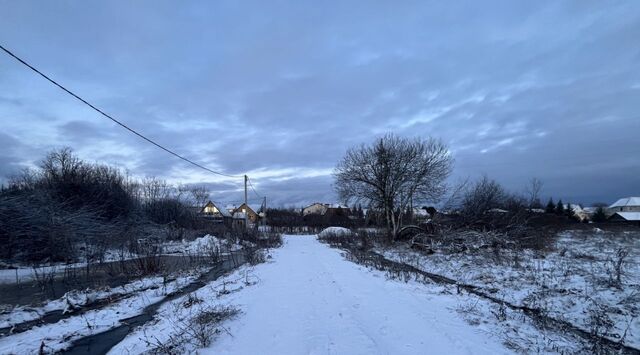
xmin=0 ymin=43 xmax=243 ymax=179
xmin=247 ymin=177 xmax=262 ymax=199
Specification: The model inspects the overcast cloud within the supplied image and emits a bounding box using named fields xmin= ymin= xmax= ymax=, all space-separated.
xmin=1 ymin=1 xmax=638 ymax=206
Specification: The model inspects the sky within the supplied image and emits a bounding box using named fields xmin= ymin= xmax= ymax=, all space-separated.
xmin=0 ymin=1 xmax=639 ymax=207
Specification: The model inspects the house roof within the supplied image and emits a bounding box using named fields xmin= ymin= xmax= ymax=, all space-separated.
xmin=218 ymin=206 xmax=232 ymax=217
xmin=203 ymin=200 xmax=231 ymax=217
xmin=563 ymin=203 xmax=583 ymax=212
xmin=610 ymin=197 xmax=640 ymax=208
xmin=304 ymin=202 xmax=349 ymax=210
xmin=304 ymin=202 xmax=325 ymax=209
xmin=611 ymin=212 xmax=640 ymax=221
xmin=235 ymin=203 xmax=261 ymax=214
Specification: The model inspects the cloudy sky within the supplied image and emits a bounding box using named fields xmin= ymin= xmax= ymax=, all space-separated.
xmin=1 ymin=1 xmax=638 ymax=207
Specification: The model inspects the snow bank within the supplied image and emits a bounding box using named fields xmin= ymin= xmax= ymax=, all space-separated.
xmin=0 ymin=275 xmax=172 ymax=329
xmin=377 ymin=230 xmax=640 ymax=349
xmin=162 ymin=234 xmax=241 ymax=256
xmin=318 ymin=227 xmax=353 ymax=238
xmin=0 ymin=271 xmax=203 ymax=354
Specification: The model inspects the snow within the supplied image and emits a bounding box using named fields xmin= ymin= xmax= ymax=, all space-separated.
xmin=318 ymin=226 xmax=354 ymax=238
xmin=613 ymin=212 xmax=640 ymax=221
xmin=0 ymin=234 xmax=239 ymax=285
xmin=8 ymin=231 xmax=634 ymax=353
xmin=0 ymin=271 xmax=202 ymax=354
xmin=162 ymin=234 xmax=241 ymax=255
xmin=610 ymin=197 xmax=640 ymax=208
xmin=0 ymin=275 xmax=175 ymax=329
xmin=0 ymin=262 xmax=95 ymax=285
xmin=377 ymin=230 xmax=640 ymax=349
xmin=204 ymin=236 xmax=508 ymax=354
xmin=112 ymin=235 xmax=509 ymax=354
xmin=108 ymin=266 xmax=255 ymax=354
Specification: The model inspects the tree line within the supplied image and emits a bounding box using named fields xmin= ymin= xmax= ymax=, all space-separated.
xmin=332 ymin=134 xmax=592 ymax=242
xmin=0 ymin=148 xmax=223 ymax=263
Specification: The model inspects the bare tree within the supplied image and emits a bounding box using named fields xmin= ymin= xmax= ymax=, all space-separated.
xmin=439 ymin=177 xmax=469 ymax=212
xmin=460 ymin=175 xmax=506 ymax=222
xmin=525 ymin=177 xmax=543 ymax=208
xmin=40 ymin=147 xmax=83 ymax=188
xmin=141 ymin=177 xmax=171 ymax=204
xmin=334 ymin=134 xmax=453 ymax=240
xmin=189 ymin=186 xmax=210 ymax=208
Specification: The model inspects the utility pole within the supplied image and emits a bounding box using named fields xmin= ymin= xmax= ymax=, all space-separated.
xmin=244 ymin=175 xmax=248 ymax=205
xmin=263 ymin=196 xmax=267 ymax=227
xmin=244 ymin=175 xmax=248 ymax=230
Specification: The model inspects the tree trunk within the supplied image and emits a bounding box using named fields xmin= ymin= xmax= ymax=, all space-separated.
xmin=384 ymin=206 xmax=393 ymax=242
xmin=390 ymin=212 xmax=398 ymax=241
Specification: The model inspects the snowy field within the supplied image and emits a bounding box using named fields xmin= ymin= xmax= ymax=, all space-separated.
xmin=377 ymin=229 xmax=640 ymax=350
xmin=113 ymin=235 xmax=510 ymax=354
xmin=2 ymin=232 xmax=636 ymax=354
xmin=0 ymin=234 xmax=244 ymax=353
xmin=0 ymin=270 xmax=203 ymax=353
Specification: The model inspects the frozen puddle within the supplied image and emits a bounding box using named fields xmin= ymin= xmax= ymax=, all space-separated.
xmin=202 ymin=235 xmax=508 ymax=355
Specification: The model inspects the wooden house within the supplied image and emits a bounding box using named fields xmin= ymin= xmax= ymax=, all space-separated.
xmin=233 ymin=203 xmax=260 ymax=224
xmin=200 ymin=200 xmax=232 ymax=226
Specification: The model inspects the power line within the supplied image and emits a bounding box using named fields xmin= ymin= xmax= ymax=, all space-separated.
xmin=247 ymin=177 xmax=262 ymax=199
xmin=0 ymin=44 xmax=243 ymax=179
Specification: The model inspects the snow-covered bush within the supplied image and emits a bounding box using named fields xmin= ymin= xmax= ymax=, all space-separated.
xmin=318 ymin=227 xmax=362 ymax=249
xmin=318 ymin=227 xmax=353 ymax=239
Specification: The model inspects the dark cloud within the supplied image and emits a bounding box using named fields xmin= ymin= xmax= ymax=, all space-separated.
xmin=0 ymin=1 xmax=638 ymax=205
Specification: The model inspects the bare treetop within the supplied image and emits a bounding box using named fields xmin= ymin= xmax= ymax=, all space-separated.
xmin=334 ymin=134 xmax=453 ymax=240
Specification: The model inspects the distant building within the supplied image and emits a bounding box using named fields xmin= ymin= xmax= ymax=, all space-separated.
xmin=609 ymin=212 xmax=640 ymax=222
xmin=563 ymin=203 xmax=591 ymax=221
xmin=606 ymin=197 xmax=640 ymax=222
xmin=199 ymin=200 xmax=232 ymax=226
xmin=233 ymin=203 xmax=260 ymax=224
xmin=201 ymin=200 xmax=230 ymax=217
xmin=608 ymin=197 xmax=640 ymax=213
xmin=302 ymin=203 xmax=353 ymax=218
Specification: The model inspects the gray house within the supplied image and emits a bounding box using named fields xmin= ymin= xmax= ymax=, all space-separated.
xmin=608 ymin=197 xmax=640 ymax=222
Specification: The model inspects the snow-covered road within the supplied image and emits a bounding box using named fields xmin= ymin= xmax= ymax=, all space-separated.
xmin=205 ymin=235 xmax=509 ymax=355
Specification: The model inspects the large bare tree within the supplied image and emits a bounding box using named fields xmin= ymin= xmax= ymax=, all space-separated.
xmin=188 ymin=185 xmax=211 ymax=207
xmin=334 ymin=134 xmax=453 ymax=240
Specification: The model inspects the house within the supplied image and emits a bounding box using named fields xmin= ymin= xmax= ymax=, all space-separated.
xmin=608 ymin=197 xmax=640 ymax=214
xmin=323 ymin=204 xmax=349 ymax=216
xmin=563 ymin=203 xmax=591 ymax=221
xmin=199 ymin=200 xmax=232 ymax=226
xmin=233 ymin=203 xmax=261 ymax=224
xmin=609 ymin=212 xmax=640 ymax=222
xmin=231 ymin=214 xmax=247 ymax=230
xmin=201 ymin=200 xmax=230 ymax=217
xmin=302 ymin=203 xmax=349 ymax=216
